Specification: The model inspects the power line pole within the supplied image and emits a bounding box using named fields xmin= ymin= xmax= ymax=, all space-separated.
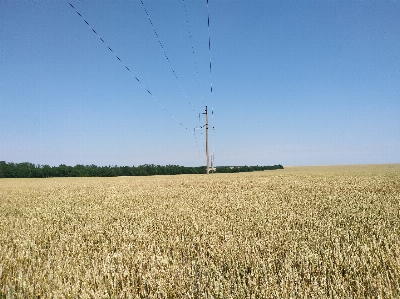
xmin=203 ymin=106 xmax=209 ymax=174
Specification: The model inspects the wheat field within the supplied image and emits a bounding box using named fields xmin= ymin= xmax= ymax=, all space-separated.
xmin=1 ymin=164 xmax=399 ymax=298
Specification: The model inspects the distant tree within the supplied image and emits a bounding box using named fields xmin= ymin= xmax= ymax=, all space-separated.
xmin=0 ymin=160 xmax=283 ymax=178
xmin=0 ymin=161 xmax=9 ymax=178
xmin=41 ymin=165 xmax=52 ymax=178
xmin=57 ymin=164 xmax=74 ymax=177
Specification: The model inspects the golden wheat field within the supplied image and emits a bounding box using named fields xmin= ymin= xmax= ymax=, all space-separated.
xmin=1 ymin=164 xmax=399 ymax=298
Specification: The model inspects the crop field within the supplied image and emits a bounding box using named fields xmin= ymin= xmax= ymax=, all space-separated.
xmin=1 ymin=164 xmax=399 ymax=298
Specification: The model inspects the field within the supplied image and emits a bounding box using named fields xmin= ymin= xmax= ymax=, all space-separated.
xmin=1 ymin=164 xmax=399 ymax=298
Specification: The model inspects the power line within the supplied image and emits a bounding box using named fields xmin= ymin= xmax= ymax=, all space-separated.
xmin=206 ymin=0 xmax=216 ymax=167
xmin=182 ymin=0 xmax=205 ymax=108
xmin=206 ymin=0 xmax=213 ymax=107
xmin=66 ymin=1 xmax=210 ymax=161
xmin=66 ymin=1 xmax=195 ymax=132
xmin=139 ymin=0 xmax=207 ymax=158
xmin=181 ymin=0 xmax=210 ymax=160
xmin=66 ymin=1 xmax=204 ymax=160
xmin=139 ymin=0 xmax=198 ymax=118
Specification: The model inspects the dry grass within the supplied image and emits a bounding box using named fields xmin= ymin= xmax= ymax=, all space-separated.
xmin=1 ymin=164 xmax=399 ymax=298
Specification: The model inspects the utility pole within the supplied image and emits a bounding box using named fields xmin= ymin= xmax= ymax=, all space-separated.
xmin=203 ymin=106 xmax=209 ymax=174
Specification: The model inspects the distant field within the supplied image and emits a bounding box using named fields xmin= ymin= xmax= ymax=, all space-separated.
xmin=1 ymin=164 xmax=399 ymax=298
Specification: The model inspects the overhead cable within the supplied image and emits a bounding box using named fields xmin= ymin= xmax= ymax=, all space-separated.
xmin=182 ymin=0 xmax=205 ymax=108
xmin=66 ymin=0 xmax=191 ymax=131
xmin=139 ymin=0 xmax=198 ymax=118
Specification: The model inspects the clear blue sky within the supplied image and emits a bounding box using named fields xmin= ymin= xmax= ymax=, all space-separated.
xmin=1 ymin=0 xmax=399 ymax=167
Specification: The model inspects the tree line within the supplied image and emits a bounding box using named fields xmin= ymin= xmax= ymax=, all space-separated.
xmin=0 ymin=161 xmax=283 ymax=178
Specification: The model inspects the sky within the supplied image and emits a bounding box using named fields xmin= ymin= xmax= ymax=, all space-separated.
xmin=1 ymin=0 xmax=399 ymax=167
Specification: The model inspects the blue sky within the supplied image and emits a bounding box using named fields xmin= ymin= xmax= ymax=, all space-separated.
xmin=1 ymin=0 xmax=399 ymax=167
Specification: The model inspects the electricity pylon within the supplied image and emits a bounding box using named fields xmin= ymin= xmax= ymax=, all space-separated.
xmin=203 ymin=106 xmax=209 ymax=174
